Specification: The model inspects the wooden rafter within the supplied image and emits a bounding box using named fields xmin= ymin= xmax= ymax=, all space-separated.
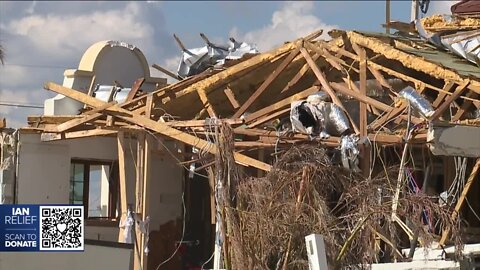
xmin=44 ymin=82 xmax=272 ymax=172
xmin=232 ymin=45 xmax=301 ymax=118
xmin=300 ymin=47 xmax=360 ymax=134
xmin=430 ymin=80 xmax=470 ymax=121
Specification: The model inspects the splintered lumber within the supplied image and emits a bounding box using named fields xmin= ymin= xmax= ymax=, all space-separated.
xmin=440 ymin=159 xmax=480 ymax=245
xmin=300 ymin=47 xmax=360 ymax=134
xmin=44 ymin=82 xmax=272 ymax=172
xmin=232 ymin=46 xmax=301 ymax=118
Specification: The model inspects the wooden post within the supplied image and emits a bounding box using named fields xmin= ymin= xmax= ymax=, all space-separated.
xmin=386 ymin=0 xmax=391 ymax=34
xmin=134 ymin=132 xmax=145 ymax=270
xmin=117 ymin=130 xmax=128 ymax=243
xmin=359 ymin=47 xmax=371 ymax=178
xmin=440 ymin=159 xmax=480 ymax=245
xmin=140 ymin=132 xmax=151 ymax=270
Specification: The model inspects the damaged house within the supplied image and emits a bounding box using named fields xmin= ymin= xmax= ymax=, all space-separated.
xmin=1 ymin=9 xmax=480 ymax=270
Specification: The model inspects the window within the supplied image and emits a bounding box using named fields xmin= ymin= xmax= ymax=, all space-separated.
xmin=69 ymin=159 xmax=119 ymax=219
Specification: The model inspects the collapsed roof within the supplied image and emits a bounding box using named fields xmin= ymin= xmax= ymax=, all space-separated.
xmin=23 ymin=15 xmax=480 ymax=173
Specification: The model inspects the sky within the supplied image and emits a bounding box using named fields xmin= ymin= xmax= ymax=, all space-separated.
xmin=0 ymin=0 xmax=458 ymax=128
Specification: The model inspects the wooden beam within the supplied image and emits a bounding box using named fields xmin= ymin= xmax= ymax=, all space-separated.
xmin=198 ymin=90 xmax=216 ymax=117
xmin=233 ymin=46 xmax=301 ymax=118
xmin=430 ymin=80 xmax=470 ymax=121
xmin=243 ymin=85 xmax=321 ymax=123
xmin=117 ymin=130 xmax=129 ymax=243
xmin=134 ymin=132 xmax=145 ymax=270
xmin=84 ymin=75 xmax=97 ymax=109
xmin=40 ymin=129 xmax=117 ymax=142
xmin=359 ymin=48 xmax=368 ymax=137
xmin=152 ymin=63 xmax=181 ymax=81
xmin=144 ymin=95 xmax=154 ymax=119
xmin=125 ymin=78 xmax=145 ymax=102
xmin=45 ymin=82 xmax=272 ymax=171
xmin=141 ymin=133 xmax=151 ymax=270
xmin=432 ymin=81 xmax=456 ymax=108
xmin=247 ymin=108 xmax=291 ymax=128
xmin=369 ymin=105 xmax=406 ymax=130
xmin=281 ymin=54 xmax=319 ymax=93
xmin=300 ymin=47 xmax=360 ymax=134
xmin=224 ymin=87 xmax=240 ymax=109
xmin=440 ymin=159 xmax=480 ymax=245
xmin=451 ymin=91 xmax=478 ymax=121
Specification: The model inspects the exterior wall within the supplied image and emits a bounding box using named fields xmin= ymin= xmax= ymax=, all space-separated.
xmin=15 ymin=132 xmax=184 ymax=242
xmin=0 ymin=242 xmax=133 ymax=270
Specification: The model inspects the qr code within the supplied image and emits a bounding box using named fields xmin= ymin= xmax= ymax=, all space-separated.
xmin=39 ymin=206 xmax=84 ymax=251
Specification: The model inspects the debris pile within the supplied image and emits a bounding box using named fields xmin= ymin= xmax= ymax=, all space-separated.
xmin=222 ymin=145 xmax=463 ymax=269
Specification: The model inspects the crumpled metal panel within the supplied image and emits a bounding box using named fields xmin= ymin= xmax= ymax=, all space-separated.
xmin=290 ymin=100 xmax=350 ymax=137
xmin=398 ymin=86 xmax=434 ymax=118
xmin=93 ymin=85 xmax=132 ymax=104
xmin=416 ymin=18 xmax=480 ymax=66
xmin=177 ymin=39 xmax=258 ymax=78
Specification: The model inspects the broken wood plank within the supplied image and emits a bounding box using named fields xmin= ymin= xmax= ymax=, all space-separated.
xmin=125 ymin=78 xmax=145 ymax=102
xmin=430 ymin=80 xmax=470 ymax=121
xmin=144 ymin=95 xmax=154 ymax=118
xmin=224 ymin=87 xmax=240 ymax=109
xmin=198 ymin=90 xmax=216 ymax=117
xmin=300 ymin=47 xmax=360 ymax=134
xmin=152 ymin=64 xmax=181 ymax=81
xmin=440 ymin=158 xmax=480 ymax=245
xmin=243 ymin=85 xmax=321 ymax=123
xmin=84 ymin=75 xmax=97 ymax=109
xmin=233 ymin=46 xmax=301 ymax=118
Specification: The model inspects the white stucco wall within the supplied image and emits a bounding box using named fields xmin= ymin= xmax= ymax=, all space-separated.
xmin=15 ymin=132 xmax=184 ymax=241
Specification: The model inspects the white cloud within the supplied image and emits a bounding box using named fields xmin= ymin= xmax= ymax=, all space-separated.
xmin=2 ymin=2 xmax=154 ymax=61
xmin=229 ymin=1 xmax=336 ymax=51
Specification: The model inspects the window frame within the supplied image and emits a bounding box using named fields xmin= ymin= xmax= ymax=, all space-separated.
xmin=70 ymin=158 xmax=119 ymax=221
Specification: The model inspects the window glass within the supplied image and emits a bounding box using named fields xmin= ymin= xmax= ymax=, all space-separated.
xmin=69 ymin=163 xmax=84 ymax=205
xmin=88 ymin=164 xmax=110 ymax=218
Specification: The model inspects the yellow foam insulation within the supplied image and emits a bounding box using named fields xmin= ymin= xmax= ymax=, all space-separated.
xmin=421 ymin=14 xmax=480 ymax=31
